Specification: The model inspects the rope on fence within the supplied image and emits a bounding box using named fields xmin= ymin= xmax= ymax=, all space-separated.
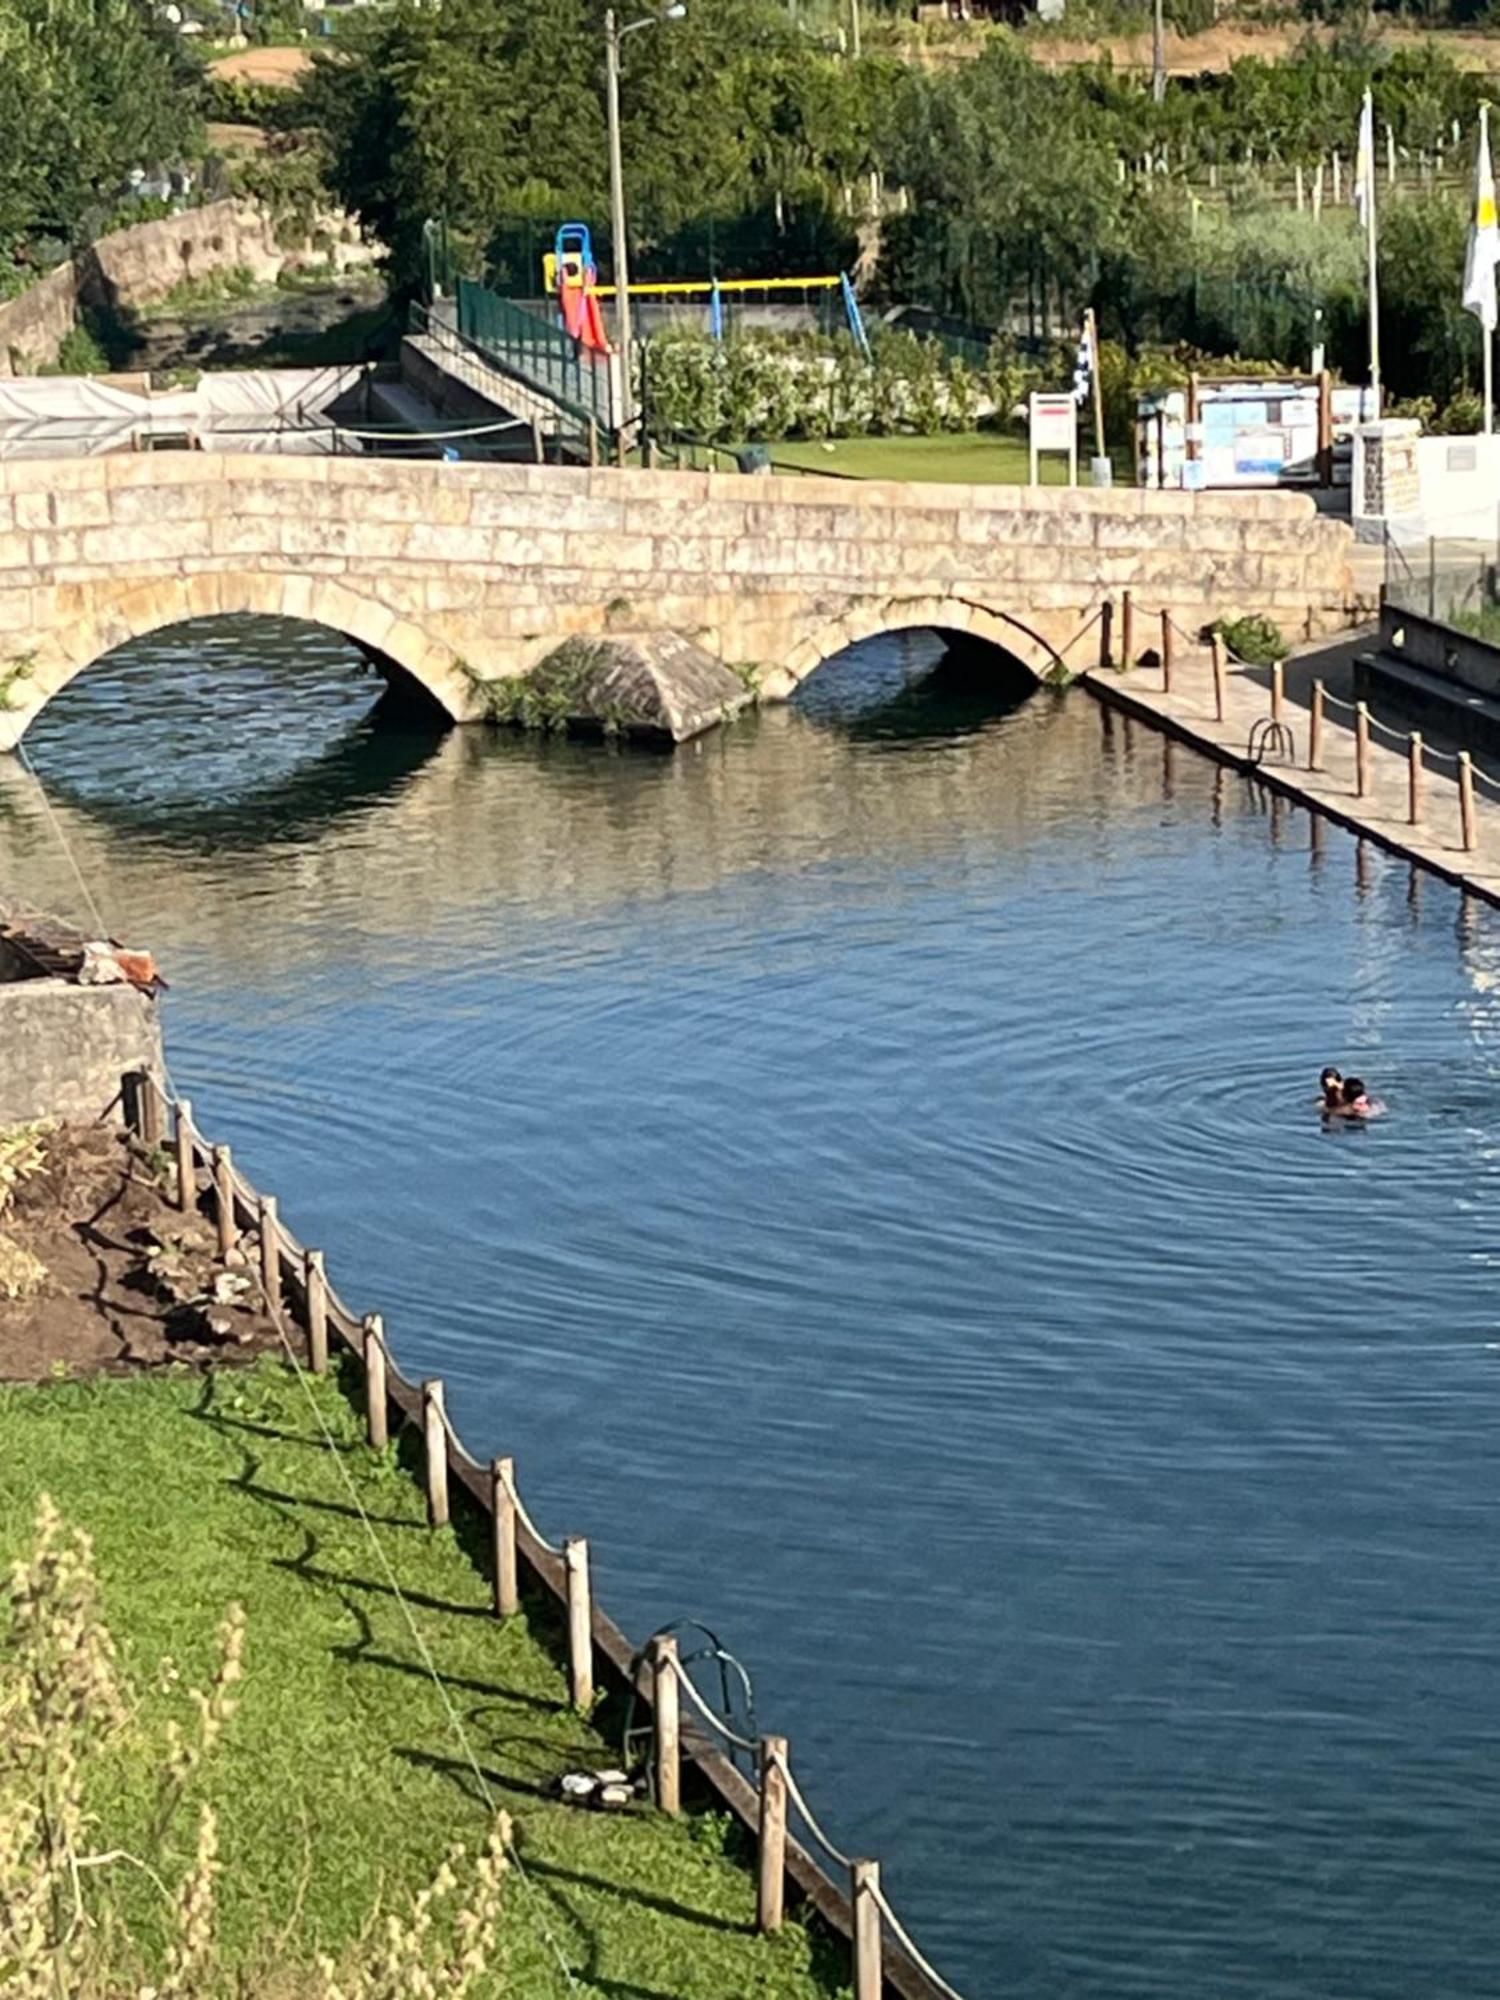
xmin=868 ymin=1877 xmax=969 ymax=2000
xmin=772 ymin=1747 xmax=855 ymax=1871
xmin=497 ymin=1460 xmax=565 ymax=1559
xmin=433 ymin=1392 xmax=489 ymax=1476
xmin=668 ymin=1654 xmax=761 ymax=1755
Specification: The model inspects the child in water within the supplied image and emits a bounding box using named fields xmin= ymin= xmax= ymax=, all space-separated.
xmin=1318 ymin=1069 xmax=1385 ymax=1119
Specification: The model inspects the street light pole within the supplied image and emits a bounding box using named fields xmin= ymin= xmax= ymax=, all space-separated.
xmin=604 ymin=8 xmax=635 ymax=436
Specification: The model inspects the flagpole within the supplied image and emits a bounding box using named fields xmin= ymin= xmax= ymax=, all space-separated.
xmin=1485 ymin=104 xmax=1495 ymax=436
xmin=1363 ymin=88 xmax=1382 ymax=412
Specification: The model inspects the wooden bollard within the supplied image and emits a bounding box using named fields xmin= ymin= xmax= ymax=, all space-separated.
xmin=1120 ymin=589 xmax=1134 ymax=673
xmin=530 ymin=417 xmax=544 ymax=463
xmin=1308 ymin=679 xmax=1325 ymax=770
xmin=1408 ymin=732 xmax=1424 ymax=826
xmin=852 ymin=1859 xmax=882 ymax=2000
xmin=174 ymin=1098 xmax=195 ymax=1213
xmin=304 ymin=1250 xmax=329 ymax=1374
xmin=1211 ymin=633 xmax=1227 ymax=723
xmin=492 ymin=1457 xmax=519 ymax=1618
xmin=1459 ymin=751 xmax=1477 ymax=851
xmin=128 ymin=1066 xmax=162 ymax=1148
xmin=422 ymin=1379 xmax=450 ymax=1528
xmin=757 ymin=1735 xmax=788 ymax=1933
xmin=615 ymin=428 xmax=628 ymax=470
xmin=588 ymin=419 xmax=599 ymax=467
xmin=565 ymin=1537 xmax=593 ymax=1712
xmin=1270 ymin=658 xmax=1284 ymax=724
xmin=1159 ymin=609 xmax=1174 ymax=695
xmin=1098 ymin=598 xmax=1114 ymax=672
xmin=362 ymin=1314 xmax=388 ymax=1451
xmin=651 ymin=1635 xmax=681 ymax=1816
xmin=213 ymin=1144 xmax=236 ymax=1259
xmin=258 ymin=1194 xmax=280 ymax=1311
xmin=1355 ymin=701 xmax=1371 ymax=798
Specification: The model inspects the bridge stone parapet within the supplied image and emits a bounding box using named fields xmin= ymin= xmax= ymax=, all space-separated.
xmin=0 ymin=453 xmax=1361 ymax=747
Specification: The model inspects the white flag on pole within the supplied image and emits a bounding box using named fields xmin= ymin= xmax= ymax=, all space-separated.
xmin=1352 ymin=89 xmax=1375 ymax=228
xmin=1463 ymin=104 xmax=1500 ymax=333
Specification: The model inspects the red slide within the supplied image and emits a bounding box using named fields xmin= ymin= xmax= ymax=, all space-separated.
xmin=579 ymin=287 xmax=610 ymax=354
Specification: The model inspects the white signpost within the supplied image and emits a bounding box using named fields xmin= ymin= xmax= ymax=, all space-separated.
xmin=1029 ymin=392 xmax=1078 ymax=487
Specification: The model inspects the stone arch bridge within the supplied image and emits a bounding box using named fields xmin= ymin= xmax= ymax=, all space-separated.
xmin=0 ymin=453 xmax=1362 ymax=748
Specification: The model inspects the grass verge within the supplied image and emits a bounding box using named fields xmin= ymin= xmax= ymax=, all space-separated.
xmin=764 ymin=431 xmax=1133 ymax=486
xmin=0 ymin=1356 xmax=843 ymax=1997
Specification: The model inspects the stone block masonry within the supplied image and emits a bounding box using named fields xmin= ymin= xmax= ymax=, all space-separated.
xmin=0 ymin=453 xmax=1365 ymax=747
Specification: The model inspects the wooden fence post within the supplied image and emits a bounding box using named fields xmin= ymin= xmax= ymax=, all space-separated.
xmin=852 ymin=1859 xmax=882 ymax=2000
xmin=362 ymin=1314 xmax=388 ymax=1451
xmin=304 ymin=1250 xmax=329 ymax=1374
xmin=1211 ymin=633 xmax=1226 ymax=724
xmin=1408 ymin=732 xmax=1424 ymax=826
xmin=1098 ymin=597 xmax=1114 ymax=671
xmin=651 ymin=1635 xmax=681 ymax=1815
xmin=1159 ymin=609 xmax=1173 ymax=695
xmin=174 ymin=1098 xmax=195 ymax=1213
xmin=422 ymin=1379 xmax=450 ymax=1528
xmin=757 ymin=1735 xmax=788 ymax=1934
xmin=1355 ymin=701 xmax=1371 ymax=798
xmin=492 ymin=1457 xmax=519 ymax=1618
xmin=565 ymin=1537 xmax=593 ymax=1712
xmin=1120 ymin=589 xmax=1134 ymax=673
xmin=1459 ymin=751 xmax=1477 ymax=851
xmin=1309 ymin=680 xmax=1325 ymax=770
xmin=213 ymin=1144 xmax=236 ymax=1259
xmin=531 ymin=417 xmax=544 ymax=463
xmin=588 ymin=419 xmax=599 ymax=467
xmin=1270 ymin=658 xmax=1284 ymax=725
xmin=126 ymin=1067 xmax=161 ymax=1147
xmin=258 ymin=1194 xmax=280 ymax=1312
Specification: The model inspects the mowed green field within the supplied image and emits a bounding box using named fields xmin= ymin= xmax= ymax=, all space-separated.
xmin=0 ymin=1358 xmax=842 ymax=1997
xmin=766 ymin=431 xmax=1132 ymax=486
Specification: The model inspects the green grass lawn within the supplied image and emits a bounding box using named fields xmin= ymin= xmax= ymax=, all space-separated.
xmin=0 ymin=1359 xmax=842 ymax=1998
xmin=764 ymin=431 xmax=1133 ymax=487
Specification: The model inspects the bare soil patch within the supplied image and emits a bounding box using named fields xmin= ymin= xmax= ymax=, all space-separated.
xmin=209 ymin=44 xmax=313 ymax=87
xmin=0 ymin=1124 xmax=289 ymax=1382
xmin=1023 ymin=19 xmax=1500 ymax=72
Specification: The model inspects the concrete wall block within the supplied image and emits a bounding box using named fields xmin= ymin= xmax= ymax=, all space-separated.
xmin=402 ymin=523 xmax=501 ymax=565
xmin=0 ymin=982 xmax=162 ymax=1126
xmin=1093 ymin=513 xmax=1187 ymax=551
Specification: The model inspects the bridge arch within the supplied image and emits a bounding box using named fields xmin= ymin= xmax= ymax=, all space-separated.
xmin=769 ymin=596 xmax=1067 ymax=698
xmin=0 ymin=570 xmax=482 ymax=751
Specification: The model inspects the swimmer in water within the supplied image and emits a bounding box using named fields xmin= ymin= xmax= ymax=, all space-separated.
xmin=1334 ymin=1075 xmax=1385 ymax=1119
xmin=1318 ymin=1065 xmax=1344 ymax=1110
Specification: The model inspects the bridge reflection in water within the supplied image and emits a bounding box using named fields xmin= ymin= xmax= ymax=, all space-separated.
xmin=7 ymin=612 xmax=1500 ymax=2000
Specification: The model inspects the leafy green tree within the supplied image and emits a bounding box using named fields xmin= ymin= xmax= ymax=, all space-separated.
xmin=0 ymin=0 xmax=202 ymax=257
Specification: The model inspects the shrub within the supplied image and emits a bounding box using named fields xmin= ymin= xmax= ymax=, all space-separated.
xmin=47 ymin=322 xmax=109 ymax=376
xmin=1217 ymin=613 xmax=1288 ymax=665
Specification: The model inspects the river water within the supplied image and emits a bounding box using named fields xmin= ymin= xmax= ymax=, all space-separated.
xmin=6 ymin=616 xmax=1500 ymax=1998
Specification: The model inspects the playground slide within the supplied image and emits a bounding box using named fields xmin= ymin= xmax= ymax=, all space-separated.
xmin=579 ymin=289 xmax=609 ymax=353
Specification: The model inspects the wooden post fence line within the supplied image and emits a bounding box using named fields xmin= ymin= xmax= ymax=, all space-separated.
xmin=1120 ymin=589 xmax=1134 ymax=674
xmin=759 ymin=1735 xmax=789 ymax=1934
xmin=259 ymin=1194 xmax=281 ymax=1312
xmin=1309 ymin=680 xmax=1325 ymax=772
xmin=1408 ymin=732 xmax=1425 ymax=827
xmin=305 ymin=1249 xmax=329 ymax=1374
xmin=492 ymin=1457 xmax=520 ymax=1618
xmin=1355 ymin=701 xmax=1372 ymax=798
xmin=1460 ymin=751 xmax=1477 ymax=851
xmin=565 ymin=1536 xmax=594 ymax=1712
xmin=1210 ymin=633 xmax=1226 ymax=723
xmin=213 ymin=1144 xmax=236 ymax=1258
xmin=423 ymin=1379 xmax=450 ymax=1528
xmin=1159 ymin=609 xmax=1173 ymax=695
xmin=363 ymin=1313 xmax=389 ymax=1451
xmin=175 ymin=1098 xmax=195 ymax=1213
xmin=854 ymin=1859 xmax=883 ymax=2000
xmin=1270 ymin=659 xmax=1284 ymax=726
xmin=652 ymin=1635 xmax=682 ymax=1816
xmin=114 ymin=1076 xmax=963 ymax=2000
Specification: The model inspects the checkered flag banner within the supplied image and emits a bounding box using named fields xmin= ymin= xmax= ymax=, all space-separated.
xmin=1072 ymin=321 xmax=1094 ymax=407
